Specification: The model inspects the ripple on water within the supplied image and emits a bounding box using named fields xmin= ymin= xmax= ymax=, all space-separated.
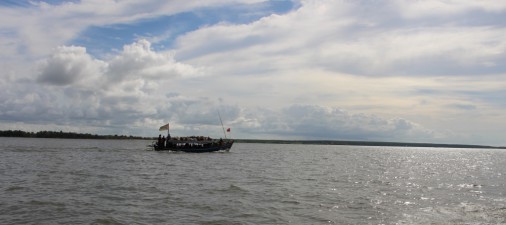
xmin=4 ymin=186 xmax=33 ymax=192
xmin=91 ymin=217 xmax=126 ymax=225
xmin=398 ymin=202 xmax=506 ymax=224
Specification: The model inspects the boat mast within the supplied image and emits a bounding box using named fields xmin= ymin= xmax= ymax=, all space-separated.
xmin=218 ymin=110 xmax=227 ymax=139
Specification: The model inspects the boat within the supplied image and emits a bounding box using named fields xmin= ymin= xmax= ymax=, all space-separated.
xmin=153 ymin=136 xmax=233 ymax=153
xmin=152 ymin=123 xmax=233 ymax=153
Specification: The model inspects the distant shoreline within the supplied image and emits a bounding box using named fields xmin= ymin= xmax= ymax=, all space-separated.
xmin=1 ymin=130 xmax=504 ymax=149
xmin=0 ymin=130 xmax=152 ymax=140
xmin=234 ymin=139 xmax=506 ymax=149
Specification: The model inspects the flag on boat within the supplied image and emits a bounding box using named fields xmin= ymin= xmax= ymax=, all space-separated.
xmin=159 ymin=123 xmax=170 ymax=131
xmin=227 ymin=128 xmax=231 ymax=132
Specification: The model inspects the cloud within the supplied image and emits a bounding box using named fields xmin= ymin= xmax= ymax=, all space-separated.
xmin=3 ymin=41 xmax=441 ymax=142
xmin=2 ymin=0 xmax=506 ymax=145
xmin=37 ymin=45 xmax=105 ymax=85
xmin=176 ymin=0 xmax=506 ymax=76
xmin=5 ymin=40 xmax=199 ymax=133
xmin=447 ymin=103 xmax=477 ymax=111
xmin=0 ymin=0 xmax=268 ymax=59
xmin=107 ymin=39 xmax=201 ymax=83
xmin=233 ymin=104 xmax=438 ymax=142
xmin=35 ymin=39 xmax=200 ymax=88
xmin=394 ymin=0 xmax=506 ymax=19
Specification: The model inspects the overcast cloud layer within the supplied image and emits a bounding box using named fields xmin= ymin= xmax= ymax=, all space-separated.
xmin=1 ymin=0 xmax=506 ymax=145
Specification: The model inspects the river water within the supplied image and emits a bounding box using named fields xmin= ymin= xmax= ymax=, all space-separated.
xmin=1 ymin=137 xmax=506 ymax=224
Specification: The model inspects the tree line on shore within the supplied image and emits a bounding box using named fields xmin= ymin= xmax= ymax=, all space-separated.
xmin=0 ymin=130 xmax=151 ymax=140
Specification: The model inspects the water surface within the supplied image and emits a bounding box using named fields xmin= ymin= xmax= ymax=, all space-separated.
xmin=1 ymin=137 xmax=505 ymax=224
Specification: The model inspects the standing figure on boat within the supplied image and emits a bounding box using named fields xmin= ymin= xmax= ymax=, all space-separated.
xmin=161 ymin=136 xmax=166 ymax=148
xmin=158 ymin=134 xmax=162 ymax=147
xmin=165 ymin=134 xmax=171 ymax=148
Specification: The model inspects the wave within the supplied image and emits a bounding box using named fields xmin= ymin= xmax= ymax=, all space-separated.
xmin=397 ymin=202 xmax=506 ymax=224
xmin=209 ymin=184 xmax=250 ymax=195
xmin=4 ymin=186 xmax=33 ymax=192
xmin=27 ymin=200 xmax=66 ymax=208
xmin=92 ymin=217 xmax=127 ymax=225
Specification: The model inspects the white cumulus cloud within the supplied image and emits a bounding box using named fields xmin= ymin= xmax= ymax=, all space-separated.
xmin=37 ymin=45 xmax=105 ymax=86
xmin=107 ymin=40 xmax=201 ymax=83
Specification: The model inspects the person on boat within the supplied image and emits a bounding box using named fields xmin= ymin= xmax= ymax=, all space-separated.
xmin=161 ymin=136 xmax=166 ymax=148
xmin=157 ymin=134 xmax=162 ymax=147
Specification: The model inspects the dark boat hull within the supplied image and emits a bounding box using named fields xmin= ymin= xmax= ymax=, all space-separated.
xmin=153 ymin=141 xmax=233 ymax=153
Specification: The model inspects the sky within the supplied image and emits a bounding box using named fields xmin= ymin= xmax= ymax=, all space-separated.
xmin=1 ymin=0 xmax=506 ymax=146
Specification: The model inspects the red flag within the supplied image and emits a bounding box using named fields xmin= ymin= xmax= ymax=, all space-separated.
xmin=226 ymin=128 xmax=231 ymax=132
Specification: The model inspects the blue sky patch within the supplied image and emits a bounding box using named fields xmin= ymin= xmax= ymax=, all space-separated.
xmin=71 ymin=0 xmax=298 ymax=57
xmin=0 ymin=0 xmax=79 ymax=7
